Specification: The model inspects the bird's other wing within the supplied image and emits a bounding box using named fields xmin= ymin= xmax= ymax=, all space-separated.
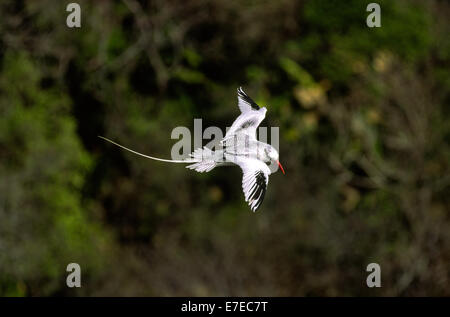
xmin=237 ymin=86 xmax=260 ymax=113
xmin=222 ymin=88 xmax=266 ymax=145
xmin=221 ymin=114 xmax=264 ymax=146
xmin=237 ymin=158 xmax=271 ymax=212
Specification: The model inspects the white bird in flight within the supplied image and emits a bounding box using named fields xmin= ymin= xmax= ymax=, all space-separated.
xmin=99 ymin=87 xmax=285 ymax=212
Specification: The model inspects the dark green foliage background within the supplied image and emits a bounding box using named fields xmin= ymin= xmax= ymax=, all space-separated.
xmin=0 ymin=0 xmax=448 ymax=296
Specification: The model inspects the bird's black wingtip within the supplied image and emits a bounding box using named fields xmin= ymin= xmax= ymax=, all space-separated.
xmin=237 ymin=86 xmax=260 ymax=110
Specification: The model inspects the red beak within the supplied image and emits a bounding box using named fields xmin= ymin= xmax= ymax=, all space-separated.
xmin=277 ymin=160 xmax=285 ymax=174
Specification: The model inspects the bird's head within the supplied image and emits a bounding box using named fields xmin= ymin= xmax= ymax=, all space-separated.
xmin=265 ymin=146 xmax=285 ymax=174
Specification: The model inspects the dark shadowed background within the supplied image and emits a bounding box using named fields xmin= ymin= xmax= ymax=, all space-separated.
xmin=0 ymin=0 xmax=449 ymax=296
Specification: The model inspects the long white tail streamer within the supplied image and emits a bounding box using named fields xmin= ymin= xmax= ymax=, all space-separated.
xmin=98 ymin=136 xmax=198 ymax=163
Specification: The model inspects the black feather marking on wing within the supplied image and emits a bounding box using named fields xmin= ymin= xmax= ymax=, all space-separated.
xmin=250 ymin=171 xmax=267 ymax=211
xmin=238 ymin=87 xmax=260 ymax=110
xmin=249 ymin=181 xmax=259 ymax=198
xmin=241 ymin=119 xmax=256 ymax=129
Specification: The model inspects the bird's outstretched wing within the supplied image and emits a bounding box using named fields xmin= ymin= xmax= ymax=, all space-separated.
xmin=221 ymin=87 xmax=267 ymax=145
xmin=237 ymin=86 xmax=260 ymax=113
xmin=237 ymin=158 xmax=271 ymax=212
